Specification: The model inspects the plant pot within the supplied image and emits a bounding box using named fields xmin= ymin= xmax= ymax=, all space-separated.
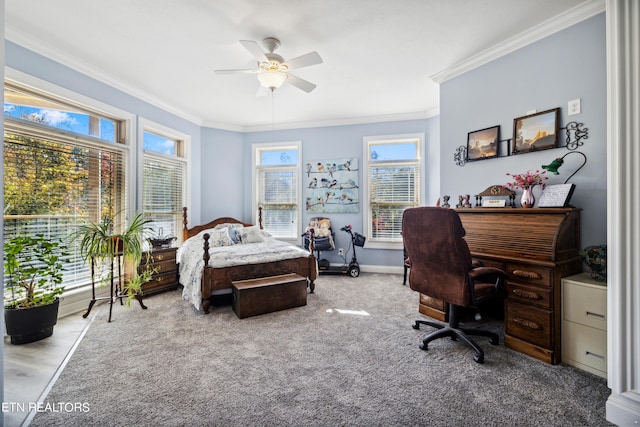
xmin=4 ymin=298 xmax=60 ymax=345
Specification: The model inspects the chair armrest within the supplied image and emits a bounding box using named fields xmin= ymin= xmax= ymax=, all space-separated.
xmin=469 ymin=266 xmax=505 ymax=282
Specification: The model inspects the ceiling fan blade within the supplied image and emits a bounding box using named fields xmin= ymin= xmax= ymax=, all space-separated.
xmin=286 ymin=73 xmax=317 ymax=93
xmin=239 ymin=40 xmax=269 ymax=63
xmin=214 ymin=69 xmax=258 ymax=75
xmin=282 ymin=51 xmax=323 ymax=70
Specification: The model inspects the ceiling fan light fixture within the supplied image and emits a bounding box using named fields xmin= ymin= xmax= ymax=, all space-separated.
xmin=258 ymin=70 xmax=287 ymax=89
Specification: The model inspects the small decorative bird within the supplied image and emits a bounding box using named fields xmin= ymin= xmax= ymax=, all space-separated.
xmin=327 ymin=163 xmax=337 ymax=178
xmin=308 ymin=177 xmax=317 ymax=188
xmin=325 ymin=192 xmax=336 ymax=203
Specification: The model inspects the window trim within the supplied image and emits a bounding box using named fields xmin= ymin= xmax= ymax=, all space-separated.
xmin=137 ymin=117 xmax=190 ymax=235
xmin=362 ymin=133 xmax=425 ymax=250
xmin=4 ymin=68 xmax=137 ymax=312
xmin=6 ymin=67 xmax=137 ymax=217
xmin=251 ymin=140 xmax=302 ymax=243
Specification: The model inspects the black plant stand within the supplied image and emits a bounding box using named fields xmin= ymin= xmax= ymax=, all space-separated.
xmin=83 ymin=253 xmax=147 ymax=322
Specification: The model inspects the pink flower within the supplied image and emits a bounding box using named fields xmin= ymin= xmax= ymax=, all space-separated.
xmin=504 ymin=169 xmax=548 ymax=190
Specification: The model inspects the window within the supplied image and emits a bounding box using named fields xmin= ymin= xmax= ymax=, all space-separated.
xmin=141 ymin=124 xmax=187 ymax=244
xmin=3 ymin=83 xmax=127 ymax=291
xmin=253 ymin=142 xmax=301 ymax=240
xmin=363 ymin=134 xmax=424 ymax=248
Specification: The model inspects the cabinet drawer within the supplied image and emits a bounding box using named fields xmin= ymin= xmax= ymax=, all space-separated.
xmin=507 ymin=282 xmax=552 ymax=309
xmin=562 ymin=321 xmax=607 ymax=374
xmin=150 ymin=250 xmax=176 ymax=263
xmin=149 ymin=271 xmax=178 ymax=287
xmin=563 ymin=282 xmax=607 ymax=330
xmin=506 ymin=263 xmax=552 ymax=287
xmin=505 ymin=301 xmax=552 ymax=349
xmin=149 ymin=258 xmax=177 ymax=274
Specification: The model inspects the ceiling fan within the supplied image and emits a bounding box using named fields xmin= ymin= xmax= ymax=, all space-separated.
xmin=215 ymin=37 xmax=323 ymax=94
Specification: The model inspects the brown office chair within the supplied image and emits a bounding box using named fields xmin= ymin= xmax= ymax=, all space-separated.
xmin=402 ymin=207 xmax=505 ymax=363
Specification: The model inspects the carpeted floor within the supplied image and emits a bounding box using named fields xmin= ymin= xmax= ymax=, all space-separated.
xmin=31 ymin=273 xmax=611 ymax=426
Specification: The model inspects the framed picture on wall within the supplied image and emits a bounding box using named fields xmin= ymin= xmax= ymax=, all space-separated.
xmin=466 ymin=125 xmax=500 ymax=161
xmin=512 ymin=108 xmax=560 ymax=155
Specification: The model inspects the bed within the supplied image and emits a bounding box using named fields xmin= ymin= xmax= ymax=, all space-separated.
xmin=178 ymin=207 xmax=317 ymax=313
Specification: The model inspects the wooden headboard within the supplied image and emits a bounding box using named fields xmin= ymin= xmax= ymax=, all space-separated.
xmin=182 ymin=207 xmax=263 ymax=241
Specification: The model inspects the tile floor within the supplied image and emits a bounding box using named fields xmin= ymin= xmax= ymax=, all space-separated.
xmin=3 ymin=313 xmax=92 ymax=427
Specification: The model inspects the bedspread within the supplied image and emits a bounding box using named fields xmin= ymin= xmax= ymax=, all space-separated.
xmin=177 ymin=228 xmax=311 ymax=311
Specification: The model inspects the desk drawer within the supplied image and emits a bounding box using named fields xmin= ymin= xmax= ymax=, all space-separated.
xmin=419 ymin=293 xmax=447 ymax=311
xmin=506 ymin=263 xmax=552 ymax=287
xmin=507 ymin=282 xmax=552 ymax=309
xmin=563 ymin=282 xmax=607 ymax=330
xmin=562 ymin=321 xmax=607 ymax=374
xmin=505 ymin=301 xmax=552 ymax=349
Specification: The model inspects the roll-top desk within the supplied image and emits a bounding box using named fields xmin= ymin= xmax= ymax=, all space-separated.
xmin=455 ymin=208 xmax=581 ymax=364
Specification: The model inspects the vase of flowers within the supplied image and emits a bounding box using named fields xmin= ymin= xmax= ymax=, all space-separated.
xmin=505 ymin=169 xmax=548 ymax=208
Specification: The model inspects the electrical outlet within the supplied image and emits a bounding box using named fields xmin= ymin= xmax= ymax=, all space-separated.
xmin=568 ymin=98 xmax=581 ymax=116
xmin=338 ymin=248 xmax=344 ymax=256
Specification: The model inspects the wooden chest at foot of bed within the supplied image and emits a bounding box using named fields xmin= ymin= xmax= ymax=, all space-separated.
xmin=232 ymin=273 xmax=307 ymax=319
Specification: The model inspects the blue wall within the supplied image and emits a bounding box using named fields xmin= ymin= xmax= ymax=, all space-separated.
xmin=235 ymin=118 xmax=440 ymax=269
xmin=440 ymin=14 xmax=607 ymax=248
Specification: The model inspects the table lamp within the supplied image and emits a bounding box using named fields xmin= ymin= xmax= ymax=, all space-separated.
xmin=542 ymin=151 xmax=588 ymax=184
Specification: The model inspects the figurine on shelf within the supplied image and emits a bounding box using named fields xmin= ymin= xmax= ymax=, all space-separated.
xmin=463 ymin=194 xmax=472 ymax=208
xmin=442 ymin=195 xmax=450 ymax=208
xmin=456 ymin=195 xmax=464 ymax=208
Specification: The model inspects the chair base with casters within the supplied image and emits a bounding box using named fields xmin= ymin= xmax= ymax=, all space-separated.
xmin=413 ymin=304 xmax=499 ymax=364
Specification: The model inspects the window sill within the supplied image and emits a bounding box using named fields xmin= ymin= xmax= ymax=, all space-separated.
xmin=364 ymin=241 xmax=404 ymax=250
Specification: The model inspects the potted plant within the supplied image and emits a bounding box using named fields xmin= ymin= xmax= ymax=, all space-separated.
xmin=4 ymin=234 xmax=68 ymax=344
xmin=75 ymin=212 xmax=153 ymax=304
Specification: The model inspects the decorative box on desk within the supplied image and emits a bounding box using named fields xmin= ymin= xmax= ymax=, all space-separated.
xmin=562 ymin=273 xmax=607 ymax=378
xmin=455 ymin=208 xmax=582 ymax=364
xmin=139 ymin=247 xmax=179 ymax=295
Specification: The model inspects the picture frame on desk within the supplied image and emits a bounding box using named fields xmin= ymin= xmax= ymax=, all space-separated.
xmin=538 ymin=183 xmax=576 ymax=207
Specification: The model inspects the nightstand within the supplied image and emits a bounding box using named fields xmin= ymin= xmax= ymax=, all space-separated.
xmin=561 ymin=272 xmax=607 ymax=378
xmin=139 ymin=247 xmax=179 ymax=296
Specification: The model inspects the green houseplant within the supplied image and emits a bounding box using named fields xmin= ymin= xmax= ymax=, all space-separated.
xmin=75 ymin=212 xmax=153 ymax=304
xmin=4 ymin=234 xmax=68 ymax=344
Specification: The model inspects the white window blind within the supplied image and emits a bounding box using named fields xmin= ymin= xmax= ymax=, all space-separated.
xmin=258 ymin=168 xmax=298 ymax=238
xmin=364 ymin=134 xmax=423 ymax=246
xmin=369 ymin=163 xmax=419 ymax=240
xmin=3 ymin=121 xmax=126 ymax=290
xmin=143 ymin=153 xmax=185 ymax=242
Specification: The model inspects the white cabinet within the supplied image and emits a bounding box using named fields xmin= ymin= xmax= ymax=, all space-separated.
xmin=561 ymin=273 xmax=607 ymax=378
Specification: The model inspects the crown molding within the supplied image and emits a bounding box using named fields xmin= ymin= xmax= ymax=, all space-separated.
xmin=431 ymin=0 xmax=605 ymax=84
xmin=5 ymin=29 xmax=205 ymax=126
xmin=236 ymin=108 xmax=439 ymax=133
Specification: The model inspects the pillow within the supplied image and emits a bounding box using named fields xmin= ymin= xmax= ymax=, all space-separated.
xmin=239 ymin=225 xmax=264 ymax=244
xmin=207 ymin=227 xmax=236 ymax=247
xmin=227 ymin=226 xmax=241 ymax=244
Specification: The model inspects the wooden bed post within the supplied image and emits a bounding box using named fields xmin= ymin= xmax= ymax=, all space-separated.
xmin=202 ymin=233 xmax=210 ymax=267
xmin=182 ymin=207 xmax=189 ymax=242
xmin=258 ymin=206 xmax=263 ymax=230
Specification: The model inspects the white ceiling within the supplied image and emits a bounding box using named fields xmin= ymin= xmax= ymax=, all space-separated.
xmin=5 ymin=0 xmax=596 ymax=131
